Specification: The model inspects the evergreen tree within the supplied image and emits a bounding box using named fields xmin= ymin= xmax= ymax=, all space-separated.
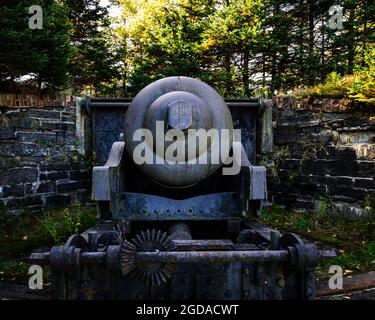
xmin=62 ymin=0 xmax=118 ymax=95
xmin=115 ymin=0 xmax=375 ymax=98
xmin=0 ymin=0 xmax=72 ymax=92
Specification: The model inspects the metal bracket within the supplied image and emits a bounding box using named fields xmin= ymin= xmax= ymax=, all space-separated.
xmin=92 ymin=141 xmax=125 ymax=219
xmin=120 ymin=192 xmax=242 ymax=220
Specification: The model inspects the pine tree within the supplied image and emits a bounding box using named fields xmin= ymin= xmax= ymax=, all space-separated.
xmin=0 ymin=0 xmax=72 ymax=92
xmin=62 ymin=0 xmax=118 ymax=95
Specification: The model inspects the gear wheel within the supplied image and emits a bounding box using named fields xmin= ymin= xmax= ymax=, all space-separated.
xmin=120 ymin=229 xmax=176 ymax=286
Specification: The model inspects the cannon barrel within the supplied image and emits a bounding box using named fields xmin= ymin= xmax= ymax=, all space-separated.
xmin=123 ymin=76 xmax=236 ymax=187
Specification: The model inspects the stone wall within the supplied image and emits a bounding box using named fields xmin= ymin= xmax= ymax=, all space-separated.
xmin=268 ymin=97 xmax=375 ymax=219
xmin=0 ymin=95 xmax=91 ymax=216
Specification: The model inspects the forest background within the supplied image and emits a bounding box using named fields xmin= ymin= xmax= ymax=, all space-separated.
xmin=0 ymin=0 xmax=374 ymax=103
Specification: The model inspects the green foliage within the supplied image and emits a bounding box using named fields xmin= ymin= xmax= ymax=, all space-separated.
xmin=258 ymin=146 xmax=290 ymax=182
xmin=298 ymin=140 xmax=328 ymax=163
xmin=116 ymin=0 xmax=375 ymax=98
xmin=39 ymin=211 xmax=61 ymax=244
xmin=0 ymin=205 xmax=96 ymax=283
xmin=0 ymin=207 xmax=11 ymax=230
xmin=0 ymin=0 xmax=374 ymax=97
xmin=317 ymin=72 xmax=348 ymax=97
xmin=320 ymin=241 xmax=375 ymax=274
xmin=0 ymin=259 xmax=30 ymax=283
xmin=38 ymin=205 xmax=97 ymax=245
xmin=0 ymin=0 xmax=72 ymax=92
xmin=260 ymin=205 xmax=375 ymax=276
xmin=0 ymin=205 xmax=97 ymax=251
xmin=365 ymin=193 xmax=375 ymax=217
xmin=293 ymin=47 xmax=375 ymax=104
xmin=347 ymin=47 xmax=375 ymax=103
xmin=62 ymin=206 xmax=96 ymax=235
xmin=260 ymin=206 xmax=313 ymax=233
xmin=62 ymin=0 xmax=119 ymax=95
xmin=287 ymin=170 xmax=300 ymax=184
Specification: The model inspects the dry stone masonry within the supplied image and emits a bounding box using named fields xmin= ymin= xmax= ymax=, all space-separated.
xmin=0 ymin=93 xmax=374 ymax=221
xmin=269 ymin=97 xmax=375 ymax=219
xmin=0 ymin=95 xmax=90 ymax=216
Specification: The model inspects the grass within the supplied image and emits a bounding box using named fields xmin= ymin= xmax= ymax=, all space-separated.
xmin=260 ymin=204 xmax=375 ymax=279
xmin=0 ymin=205 xmax=97 ymax=284
xmin=2 ymin=202 xmax=374 ymax=285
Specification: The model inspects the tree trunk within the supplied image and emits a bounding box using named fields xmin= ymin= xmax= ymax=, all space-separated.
xmin=347 ymin=8 xmax=356 ymax=73
xmin=308 ymin=0 xmax=315 ymax=85
xmin=243 ymin=47 xmax=250 ymax=97
xmin=224 ymin=51 xmax=232 ymax=96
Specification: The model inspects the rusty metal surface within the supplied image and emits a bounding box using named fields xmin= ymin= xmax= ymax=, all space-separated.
xmin=135 ymin=250 xmax=290 ymax=264
xmin=31 ymin=77 xmax=328 ymax=300
xmin=119 ymin=192 xmax=242 ymax=220
xmin=30 ymin=227 xmax=335 ymax=300
xmin=168 ymin=223 xmax=192 ymax=240
xmin=89 ymin=98 xmax=260 ymax=166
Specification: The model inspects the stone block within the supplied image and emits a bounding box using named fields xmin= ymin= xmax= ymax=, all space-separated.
xmin=38 ymin=121 xmax=75 ymax=131
xmin=0 ymin=184 xmax=24 ymax=197
xmin=3 ymin=195 xmax=42 ymax=208
xmin=0 ymin=127 xmax=16 ymax=140
xmin=55 ymin=131 xmax=77 ymax=145
xmin=0 ymin=167 xmax=38 ymax=184
xmin=323 ymin=176 xmax=353 ymax=188
xmin=43 ymin=194 xmax=71 ymax=207
xmin=353 ymin=178 xmax=374 ymax=189
xmin=0 ymin=142 xmax=17 ymax=157
xmin=39 ymin=171 xmax=68 ymax=181
xmin=36 ymin=181 xmax=56 ymax=193
xmin=301 ymin=160 xmax=360 ymax=176
xmin=56 ymin=180 xmax=79 ymax=193
xmin=357 ymin=160 xmax=375 ymax=177
xmin=274 ymin=126 xmax=301 ymax=144
xmin=331 ymin=195 xmax=357 ymax=203
xmin=39 ymin=163 xmax=70 ymax=172
xmin=0 ymin=156 xmax=22 ymax=169
xmin=72 ymin=189 xmax=90 ymax=203
xmin=16 ymin=131 xmax=56 ymax=143
xmin=77 ymin=180 xmax=91 ymax=189
xmin=293 ymin=197 xmax=315 ymax=211
xmin=61 ymin=112 xmax=75 ymax=122
xmin=27 ymin=205 xmax=43 ymax=213
xmin=270 ymin=192 xmax=297 ymax=208
xmin=327 ymin=185 xmax=367 ymax=200
xmin=28 ymin=109 xmax=61 ymax=119
xmin=69 ymin=170 xmax=90 ymax=180
xmin=3 ymin=110 xmax=39 ymax=128
xmin=332 ymin=202 xmax=369 ymax=221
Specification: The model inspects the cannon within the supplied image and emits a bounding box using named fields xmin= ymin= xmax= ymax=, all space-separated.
xmin=31 ymin=77 xmax=335 ymax=300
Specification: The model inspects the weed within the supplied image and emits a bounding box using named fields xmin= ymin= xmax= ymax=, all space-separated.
xmin=258 ymin=146 xmax=291 ymax=182
xmin=38 ymin=212 xmax=62 ymax=245
xmin=62 ymin=205 xmax=96 ymax=235
xmin=298 ymin=139 xmax=328 ymax=164
xmin=365 ymin=193 xmax=375 ymax=218
xmin=287 ymin=170 xmax=300 ymax=184
xmin=261 ymin=204 xmax=375 ymax=278
xmin=0 ymin=205 xmax=97 ymax=284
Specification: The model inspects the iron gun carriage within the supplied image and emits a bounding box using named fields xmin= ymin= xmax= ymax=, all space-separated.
xmin=31 ymin=77 xmax=334 ymax=300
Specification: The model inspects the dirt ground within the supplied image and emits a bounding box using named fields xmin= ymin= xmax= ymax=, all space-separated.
xmin=1 ymin=282 xmax=374 ymax=300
